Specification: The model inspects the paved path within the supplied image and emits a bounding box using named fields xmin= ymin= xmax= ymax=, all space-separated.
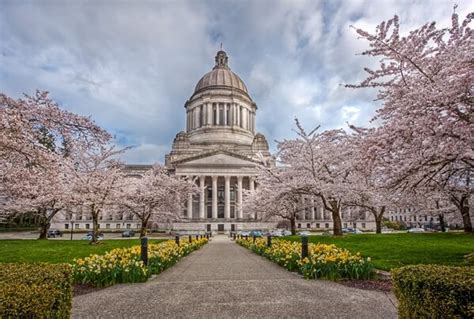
xmin=73 ymin=236 xmax=398 ymax=318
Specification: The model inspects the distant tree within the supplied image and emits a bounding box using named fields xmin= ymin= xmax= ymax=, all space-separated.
xmin=70 ymin=145 xmax=126 ymax=244
xmin=117 ymin=165 xmax=197 ymax=238
xmin=244 ymin=165 xmax=304 ymax=235
xmin=348 ymin=9 xmax=473 ymax=232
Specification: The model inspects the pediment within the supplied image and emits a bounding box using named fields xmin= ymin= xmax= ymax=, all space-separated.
xmin=175 ymin=151 xmax=258 ymax=167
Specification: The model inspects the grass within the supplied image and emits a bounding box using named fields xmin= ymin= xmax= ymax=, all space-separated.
xmin=283 ymin=233 xmax=474 ymax=271
xmin=0 ymin=239 xmax=166 ymax=264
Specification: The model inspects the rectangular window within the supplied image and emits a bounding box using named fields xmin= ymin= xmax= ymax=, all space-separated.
xmin=85 ymin=224 xmax=90 ymax=229
xmin=75 ymin=224 xmax=80 ymax=229
xmin=306 ymin=223 xmax=310 ymax=229
xmin=362 ymin=223 xmax=366 ymax=228
xmin=297 ymin=223 xmax=301 ymax=228
xmin=116 ymin=224 xmax=121 ymax=229
xmin=230 ymin=206 xmax=235 ymax=218
xmin=126 ymin=224 xmax=131 ymax=229
xmin=207 ymin=205 xmax=212 ymax=218
xmin=218 ymin=206 xmax=224 ymax=218
xmin=325 ymin=223 xmax=329 ymax=229
xmin=106 ymin=224 xmax=110 ymax=229
xmin=207 ymin=187 xmax=213 ymax=199
xmin=64 ymin=224 xmax=69 ymax=229
xmin=316 ymin=223 xmax=320 ymax=228
xmin=219 ymin=104 xmax=224 ymax=125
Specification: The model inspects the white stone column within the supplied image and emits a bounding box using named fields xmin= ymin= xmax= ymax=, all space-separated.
xmin=301 ymin=195 xmax=306 ymax=220
xmin=237 ymin=176 xmax=243 ymax=219
xmin=233 ymin=103 xmax=237 ymax=126
xmin=311 ymin=197 xmax=315 ymax=220
xmin=187 ymin=192 xmax=193 ymax=219
xmin=207 ymin=103 xmax=212 ymax=126
xmin=237 ymin=106 xmax=241 ymax=127
xmin=224 ymin=104 xmax=227 ymax=126
xmin=249 ymin=176 xmax=255 ymax=219
xmin=199 ymin=176 xmax=205 ymax=219
xmin=212 ymin=176 xmax=218 ymax=219
xmin=224 ymin=176 xmax=230 ymax=219
xmin=216 ymin=105 xmax=220 ymax=125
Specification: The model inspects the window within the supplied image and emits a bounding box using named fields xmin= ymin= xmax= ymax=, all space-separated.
xmin=75 ymin=224 xmax=80 ymax=229
xmin=200 ymin=105 xmax=205 ymax=127
xmin=85 ymin=224 xmax=90 ymax=229
xmin=207 ymin=187 xmax=213 ymax=199
xmin=297 ymin=223 xmax=301 ymax=228
xmin=226 ymin=105 xmax=230 ymax=125
xmin=116 ymin=224 xmax=121 ymax=229
xmin=64 ymin=224 xmax=69 ymax=230
xmin=325 ymin=223 xmax=329 ymax=229
xmin=207 ymin=206 xmax=212 ymax=218
xmin=344 ymin=223 xmax=348 ymax=228
xmin=425 ymin=215 xmax=428 ymax=221
xmin=97 ymin=224 xmax=100 ymax=229
xmin=106 ymin=224 xmax=110 ymax=229
xmin=316 ymin=223 xmax=320 ymax=228
xmin=213 ymin=106 xmax=217 ymax=125
xmin=362 ymin=223 xmax=366 ymax=229
xmin=218 ymin=206 xmax=224 ymax=218
xmin=230 ymin=206 xmax=235 ymax=219
xmin=126 ymin=224 xmax=131 ymax=229
xmin=306 ymin=223 xmax=310 ymax=229
xmin=353 ymin=223 xmax=357 ymax=228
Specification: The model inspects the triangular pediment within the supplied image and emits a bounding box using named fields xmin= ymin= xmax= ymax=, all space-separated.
xmin=174 ymin=150 xmax=258 ymax=167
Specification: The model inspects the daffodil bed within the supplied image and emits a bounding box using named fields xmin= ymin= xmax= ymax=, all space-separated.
xmin=236 ymin=238 xmax=373 ymax=280
xmin=73 ymin=238 xmax=208 ymax=287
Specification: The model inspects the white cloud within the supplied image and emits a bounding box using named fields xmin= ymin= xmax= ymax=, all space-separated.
xmin=1 ymin=0 xmax=472 ymax=162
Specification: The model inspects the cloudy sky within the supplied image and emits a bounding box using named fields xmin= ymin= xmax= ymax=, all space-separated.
xmin=1 ymin=0 xmax=472 ymax=163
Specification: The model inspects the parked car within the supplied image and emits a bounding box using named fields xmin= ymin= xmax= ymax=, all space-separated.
xmin=249 ymin=230 xmax=263 ymax=237
xmin=407 ymin=227 xmax=425 ymax=233
xmin=82 ymin=232 xmax=104 ymax=240
xmin=297 ymin=231 xmax=310 ymax=236
xmin=281 ymin=230 xmax=292 ymax=236
xmin=47 ymin=229 xmax=63 ymax=238
xmin=270 ymin=230 xmax=283 ymax=237
xmin=122 ymin=230 xmax=136 ymax=237
xmin=342 ymin=228 xmax=362 ymax=234
xmin=240 ymin=231 xmax=250 ymax=237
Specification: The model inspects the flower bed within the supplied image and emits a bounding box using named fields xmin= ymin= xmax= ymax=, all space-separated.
xmin=73 ymin=238 xmax=208 ymax=287
xmin=237 ymin=238 xmax=373 ymax=280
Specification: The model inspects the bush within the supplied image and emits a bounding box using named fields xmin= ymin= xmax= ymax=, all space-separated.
xmin=0 ymin=263 xmax=73 ymax=318
xmin=392 ymin=265 xmax=474 ymax=318
xmin=73 ymin=238 xmax=208 ymax=287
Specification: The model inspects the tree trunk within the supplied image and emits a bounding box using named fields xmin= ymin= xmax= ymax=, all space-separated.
xmin=374 ymin=206 xmax=385 ymax=234
xmin=438 ymin=213 xmax=446 ymax=232
xmin=37 ymin=208 xmax=49 ymax=240
xmin=38 ymin=219 xmax=50 ymax=240
xmin=140 ymin=217 xmax=149 ymax=238
xmin=290 ymin=217 xmax=296 ymax=235
xmin=329 ymin=200 xmax=343 ymax=236
xmin=91 ymin=210 xmax=100 ymax=244
xmin=460 ymin=202 xmax=472 ymax=233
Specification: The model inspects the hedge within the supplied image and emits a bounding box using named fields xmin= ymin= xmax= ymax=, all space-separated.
xmin=0 ymin=263 xmax=73 ymax=318
xmin=392 ymin=265 xmax=474 ymax=318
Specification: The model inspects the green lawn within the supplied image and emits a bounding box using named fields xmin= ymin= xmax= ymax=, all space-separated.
xmin=0 ymin=239 xmax=166 ymax=264
xmin=283 ymin=233 xmax=474 ymax=271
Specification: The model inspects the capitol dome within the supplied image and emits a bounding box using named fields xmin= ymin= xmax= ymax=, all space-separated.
xmin=193 ymin=50 xmax=248 ymax=95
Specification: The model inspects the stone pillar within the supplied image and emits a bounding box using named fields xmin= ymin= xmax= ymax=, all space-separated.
xmin=224 ymin=104 xmax=227 ymax=126
xmin=216 ymin=105 xmax=220 ymax=125
xmin=199 ymin=176 xmax=205 ymax=219
xmin=311 ymin=197 xmax=315 ymax=220
xmin=207 ymin=103 xmax=212 ymax=126
xmin=212 ymin=176 xmax=218 ymax=219
xmin=249 ymin=176 xmax=255 ymax=219
xmin=237 ymin=106 xmax=241 ymax=127
xmin=301 ymin=195 xmax=306 ymax=220
xmin=187 ymin=192 xmax=193 ymax=219
xmin=224 ymin=176 xmax=230 ymax=219
xmin=237 ymin=176 xmax=243 ymax=219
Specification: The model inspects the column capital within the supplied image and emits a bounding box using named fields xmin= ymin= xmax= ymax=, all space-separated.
xmin=237 ymin=176 xmax=243 ymax=182
xmin=211 ymin=175 xmax=218 ymax=182
xmin=224 ymin=175 xmax=231 ymax=181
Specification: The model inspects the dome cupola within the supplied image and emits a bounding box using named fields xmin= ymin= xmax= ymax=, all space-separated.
xmin=185 ymin=49 xmax=257 ymax=146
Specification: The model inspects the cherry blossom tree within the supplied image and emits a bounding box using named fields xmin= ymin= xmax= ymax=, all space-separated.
xmin=70 ymin=145 xmax=126 ymax=244
xmin=117 ymin=166 xmax=198 ymax=238
xmin=243 ymin=164 xmax=304 ymax=235
xmin=348 ymin=9 xmax=473 ymax=232
xmin=0 ymin=91 xmax=111 ymax=238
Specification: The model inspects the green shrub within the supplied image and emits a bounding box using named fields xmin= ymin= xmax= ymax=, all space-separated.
xmin=0 ymin=263 xmax=73 ymax=318
xmin=392 ymin=265 xmax=474 ymax=318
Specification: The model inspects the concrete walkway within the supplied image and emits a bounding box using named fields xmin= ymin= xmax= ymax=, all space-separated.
xmin=73 ymin=236 xmax=398 ymax=318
